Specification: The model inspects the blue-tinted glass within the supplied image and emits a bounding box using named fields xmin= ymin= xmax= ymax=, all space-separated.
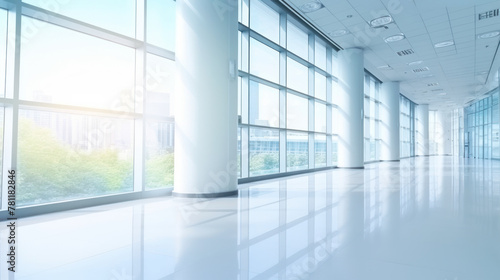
xmin=145 ymin=121 xmax=175 ymax=189
xmin=315 ymin=39 xmax=326 ymax=70
xmin=24 ymin=0 xmax=135 ymax=37
xmin=315 ymin=134 xmax=326 ymax=167
xmin=250 ymin=38 xmax=279 ymax=83
xmin=249 ymin=128 xmax=279 ymax=176
xmin=315 ymin=102 xmax=326 ymax=133
xmin=146 ymin=53 xmax=176 ymax=117
xmin=315 ymin=72 xmax=326 ymax=100
xmin=287 ymin=57 xmax=308 ymax=94
xmin=287 ymin=21 xmax=308 ymax=59
xmin=287 ymin=93 xmax=308 ymax=131
xmin=18 ymin=110 xmax=134 ymax=206
xmin=147 ymin=0 xmax=176 ymax=51
xmin=250 ymin=0 xmax=279 ymax=43
xmin=249 ymin=81 xmax=279 ymax=127
xmin=287 ymin=131 xmax=308 ymax=171
xmin=19 ymin=17 xmax=136 ymax=111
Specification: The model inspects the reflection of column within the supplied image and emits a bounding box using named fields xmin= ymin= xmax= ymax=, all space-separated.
xmin=278 ymin=180 xmax=287 ymax=280
xmin=239 ymin=189 xmax=250 ymax=280
xmin=174 ymin=198 xmax=238 ymax=279
xmin=132 ymin=205 xmax=144 ymax=279
xmin=338 ymin=184 xmax=365 ymax=278
xmin=416 ymin=104 xmax=430 ymax=156
xmin=174 ymin=0 xmax=238 ymax=196
xmin=337 ymin=48 xmax=364 ymax=168
xmin=379 ymin=82 xmax=400 ymax=161
xmin=416 ymin=164 xmax=429 ymax=212
xmin=436 ymin=111 xmax=452 ymax=155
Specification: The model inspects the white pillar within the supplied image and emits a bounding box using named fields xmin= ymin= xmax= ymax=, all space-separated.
xmin=337 ymin=48 xmax=364 ymax=168
xmin=173 ymin=0 xmax=238 ymax=197
xmin=379 ymin=82 xmax=400 ymax=161
xmin=416 ymin=104 xmax=429 ymax=156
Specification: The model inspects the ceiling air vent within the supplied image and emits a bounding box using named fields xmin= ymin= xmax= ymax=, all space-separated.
xmin=478 ymin=9 xmax=499 ymax=20
xmin=431 ymin=88 xmax=444 ymax=92
xmin=412 ymin=67 xmax=429 ymax=73
xmin=427 ymin=82 xmax=439 ymax=87
xmin=397 ymin=49 xmax=414 ymax=56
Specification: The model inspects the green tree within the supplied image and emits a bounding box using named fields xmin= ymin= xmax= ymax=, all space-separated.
xmin=18 ymin=119 xmax=133 ymax=205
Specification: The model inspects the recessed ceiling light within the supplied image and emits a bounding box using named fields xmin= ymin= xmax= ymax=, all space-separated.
xmin=434 ymin=41 xmax=454 ymax=48
xmin=478 ymin=31 xmax=500 ymax=39
xmin=329 ymin=29 xmax=349 ymax=37
xmin=438 ymin=92 xmax=447 ymax=96
xmin=408 ymin=60 xmax=423 ymax=66
xmin=377 ymin=65 xmax=393 ymax=70
xmin=299 ymin=1 xmax=324 ymax=13
xmin=369 ymin=15 xmax=393 ymax=28
xmin=384 ymin=33 xmax=405 ymax=43
xmin=412 ymin=67 xmax=429 ymax=73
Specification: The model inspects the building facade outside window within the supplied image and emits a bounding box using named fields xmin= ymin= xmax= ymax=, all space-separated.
xmin=0 ymin=0 xmax=176 ymax=210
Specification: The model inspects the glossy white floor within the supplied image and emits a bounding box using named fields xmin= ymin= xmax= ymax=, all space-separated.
xmin=1 ymin=156 xmax=500 ymax=280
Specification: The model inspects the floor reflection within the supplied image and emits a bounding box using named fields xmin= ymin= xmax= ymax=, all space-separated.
xmin=1 ymin=156 xmax=500 ymax=279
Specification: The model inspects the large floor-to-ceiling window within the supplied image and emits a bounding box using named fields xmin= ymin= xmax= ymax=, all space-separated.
xmin=463 ymin=88 xmax=500 ymax=159
xmin=364 ymin=73 xmax=380 ymax=162
xmin=400 ymin=95 xmax=415 ymax=158
xmin=238 ymin=0 xmax=339 ymax=179
xmin=0 ymin=0 xmax=176 ymax=211
xmin=451 ymin=108 xmax=464 ymax=157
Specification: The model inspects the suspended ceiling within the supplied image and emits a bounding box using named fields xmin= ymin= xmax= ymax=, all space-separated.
xmin=282 ymin=0 xmax=500 ymax=110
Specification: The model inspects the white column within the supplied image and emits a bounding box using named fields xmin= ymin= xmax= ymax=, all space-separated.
xmin=173 ymin=0 xmax=238 ymax=197
xmin=416 ymin=104 xmax=429 ymax=156
xmin=379 ymin=82 xmax=400 ymax=161
xmin=337 ymin=48 xmax=364 ymax=168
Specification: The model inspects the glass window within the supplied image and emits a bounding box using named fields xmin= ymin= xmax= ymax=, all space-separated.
xmin=250 ymin=0 xmax=279 ymax=43
xmin=250 ymin=38 xmax=279 ymax=83
xmin=249 ymin=81 xmax=280 ymax=127
xmin=19 ymin=17 xmax=136 ymax=111
xmin=315 ymin=39 xmax=326 ymax=70
xmin=332 ymin=106 xmax=338 ymax=135
xmin=287 ymin=131 xmax=308 ymax=171
xmin=145 ymin=121 xmax=174 ymax=189
xmin=370 ymin=78 xmax=377 ymax=99
xmin=18 ymin=110 xmax=134 ymax=206
xmin=287 ymin=21 xmax=308 ymax=59
xmin=315 ymin=102 xmax=326 ymax=133
xmin=331 ymin=51 xmax=339 ymax=77
xmin=239 ymin=0 xmax=249 ymax=26
xmin=23 ymin=0 xmax=136 ymax=37
xmin=370 ymin=99 xmax=376 ymax=119
xmin=0 ymin=9 xmax=6 ymax=97
xmin=249 ymin=128 xmax=279 ymax=176
xmin=364 ymin=98 xmax=370 ymax=118
xmin=315 ymin=72 xmax=326 ymax=100
xmin=332 ymin=136 xmax=338 ymax=164
xmin=146 ymin=54 xmax=176 ymax=117
xmin=147 ymin=0 xmax=176 ymax=51
xmin=287 ymin=57 xmax=308 ymax=94
xmin=315 ymin=134 xmax=326 ymax=168
xmin=287 ymin=93 xmax=308 ymax=131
